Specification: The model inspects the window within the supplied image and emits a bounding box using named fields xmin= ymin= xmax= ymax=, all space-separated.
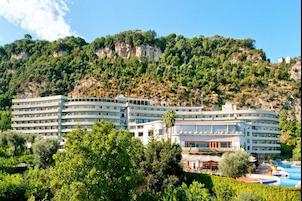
xmin=220 ymin=142 xmax=231 ymax=148
xmin=138 ymin=132 xmax=143 ymax=137
xmin=148 ymin=130 xmax=154 ymax=136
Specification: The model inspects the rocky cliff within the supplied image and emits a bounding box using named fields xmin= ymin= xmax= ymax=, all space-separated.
xmin=290 ymin=58 xmax=301 ymax=80
xmin=96 ymin=42 xmax=161 ymax=62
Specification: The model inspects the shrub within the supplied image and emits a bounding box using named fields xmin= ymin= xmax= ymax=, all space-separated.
xmin=0 ymin=172 xmax=26 ymax=201
xmin=219 ymin=151 xmax=250 ymax=178
xmin=24 ymin=167 xmax=52 ymax=200
xmin=183 ymin=173 xmax=301 ymax=201
xmin=213 ymin=183 xmax=235 ymax=201
xmin=162 ymin=181 xmax=211 ymax=201
xmin=32 ymin=138 xmax=59 ymax=168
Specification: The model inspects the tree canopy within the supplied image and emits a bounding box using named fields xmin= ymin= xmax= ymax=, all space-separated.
xmin=50 ymin=121 xmax=143 ymax=201
xmin=219 ymin=151 xmax=250 ymax=178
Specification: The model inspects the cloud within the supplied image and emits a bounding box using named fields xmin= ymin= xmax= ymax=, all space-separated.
xmin=0 ymin=0 xmax=74 ymax=41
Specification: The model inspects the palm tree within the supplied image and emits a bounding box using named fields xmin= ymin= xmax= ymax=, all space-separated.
xmin=162 ymin=109 xmax=176 ymax=139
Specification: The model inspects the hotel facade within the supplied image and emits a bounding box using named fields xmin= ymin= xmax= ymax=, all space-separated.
xmin=12 ymin=95 xmax=281 ymax=158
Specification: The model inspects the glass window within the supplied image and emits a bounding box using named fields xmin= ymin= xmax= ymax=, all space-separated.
xmin=148 ymin=130 xmax=154 ymax=136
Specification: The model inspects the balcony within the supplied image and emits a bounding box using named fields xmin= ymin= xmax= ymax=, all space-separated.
xmin=12 ymin=108 xmax=60 ymax=115
xmin=182 ymin=146 xmax=238 ymax=153
xmin=175 ymin=130 xmax=243 ymax=136
xmin=12 ymin=122 xmax=59 ymax=127
xmin=12 ymin=102 xmax=61 ymax=109
xmin=61 ymin=114 xmax=119 ymax=119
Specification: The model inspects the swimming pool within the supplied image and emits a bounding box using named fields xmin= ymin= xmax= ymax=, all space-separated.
xmin=276 ymin=162 xmax=301 ymax=187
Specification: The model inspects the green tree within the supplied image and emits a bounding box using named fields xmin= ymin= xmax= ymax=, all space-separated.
xmin=0 ymin=173 xmax=25 ymax=201
xmin=24 ymin=34 xmax=32 ymax=40
xmin=292 ymin=138 xmax=301 ymax=161
xmin=219 ymin=151 xmax=250 ymax=178
xmin=162 ymin=109 xmax=176 ymax=138
xmin=162 ymin=181 xmax=211 ymax=201
xmin=50 ymin=121 xmax=143 ymax=201
xmin=0 ymin=110 xmax=11 ymax=131
xmin=32 ymin=138 xmax=59 ymax=168
xmin=139 ymin=138 xmax=182 ymax=193
xmin=24 ymin=167 xmax=52 ymax=200
xmin=3 ymin=132 xmax=26 ymax=156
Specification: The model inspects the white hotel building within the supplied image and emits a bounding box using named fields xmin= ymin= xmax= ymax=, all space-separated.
xmin=12 ymin=95 xmax=281 ymax=159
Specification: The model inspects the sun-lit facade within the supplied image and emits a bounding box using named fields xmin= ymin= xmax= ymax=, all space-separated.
xmin=12 ymin=95 xmax=280 ymax=157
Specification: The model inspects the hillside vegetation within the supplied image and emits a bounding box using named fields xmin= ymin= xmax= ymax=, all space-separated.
xmin=0 ymin=30 xmax=300 ymax=117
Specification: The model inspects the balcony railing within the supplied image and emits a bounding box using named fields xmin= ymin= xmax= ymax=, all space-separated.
xmin=175 ymin=131 xmax=243 ymax=135
xmin=182 ymin=146 xmax=238 ymax=153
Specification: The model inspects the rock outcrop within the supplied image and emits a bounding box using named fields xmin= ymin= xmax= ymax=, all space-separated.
xmin=135 ymin=44 xmax=161 ymax=62
xmin=95 ymin=47 xmax=114 ymax=59
xmin=96 ymin=42 xmax=161 ymax=62
xmin=11 ymin=52 xmax=27 ymax=60
xmin=53 ymin=51 xmax=67 ymax=57
xmin=290 ymin=58 xmax=301 ymax=80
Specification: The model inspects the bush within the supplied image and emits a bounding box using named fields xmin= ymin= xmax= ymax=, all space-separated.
xmin=184 ymin=173 xmax=301 ymax=201
xmin=24 ymin=167 xmax=52 ymax=200
xmin=213 ymin=183 xmax=235 ymax=201
xmin=0 ymin=172 xmax=26 ymax=201
xmin=162 ymin=181 xmax=211 ymax=201
xmin=32 ymin=138 xmax=59 ymax=168
xmin=139 ymin=138 xmax=183 ymax=193
xmin=219 ymin=151 xmax=250 ymax=178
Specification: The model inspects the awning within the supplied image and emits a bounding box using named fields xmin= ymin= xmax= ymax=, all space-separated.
xmin=182 ymin=154 xmax=222 ymax=162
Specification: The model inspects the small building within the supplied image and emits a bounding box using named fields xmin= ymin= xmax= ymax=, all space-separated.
xmin=277 ymin=57 xmax=291 ymax=64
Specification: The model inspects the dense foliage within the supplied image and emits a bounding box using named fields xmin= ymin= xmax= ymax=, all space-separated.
xmin=50 ymin=121 xmax=143 ymax=201
xmin=279 ymin=110 xmax=301 ymax=160
xmin=139 ymin=138 xmax=183 ymax=193
xmin=219 ymin=151 xmax=250 ymax=178
xmin=184 ymin=173 xmax=301 ymax=201
xmin=32 ymin=138 xmax=59 ymax=168
xmin=0 ymin=31 xmax=300 ymax=112
xmin=0 ymin=122 xmax=301 ymax=200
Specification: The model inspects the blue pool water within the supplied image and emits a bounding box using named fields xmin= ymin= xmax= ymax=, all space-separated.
xmin=276 ymin=162 xmax=301 ymax=187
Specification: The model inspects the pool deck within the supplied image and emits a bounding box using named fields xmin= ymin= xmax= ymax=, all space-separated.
xmin=238 ymin=174 xmax=278 ymax=184
xmin=237 ymin=163 xmax=278 ymax=184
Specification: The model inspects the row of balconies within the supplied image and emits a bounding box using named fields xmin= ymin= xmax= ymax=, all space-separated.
xmin=13 ymin=108 xmax=60 ymax=114
xmin=13 ymin=129 xmax=59 ymax=133
xmin=12 ymin=101 xmax=61 ymax=109
xmin=175 ymin=130 xmax=243 ymax=136
xmin=62 ymin=107 xmax=121 ymax=113
xmin=12 ymin=122 xmax=60 ymax=127
xmin=61 ymin=114 xmax=120 ymax=119
xmin=182 ymin=147 xmax=238 ymax=152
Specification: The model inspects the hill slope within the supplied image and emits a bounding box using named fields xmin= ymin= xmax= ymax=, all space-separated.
xmin=0 ymin=30 xmax=300 ymax=118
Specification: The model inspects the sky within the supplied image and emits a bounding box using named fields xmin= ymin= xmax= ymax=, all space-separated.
xmin=0 ymin=0 xmax=300 ymax=62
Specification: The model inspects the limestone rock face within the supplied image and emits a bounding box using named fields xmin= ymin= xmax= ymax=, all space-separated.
xmin=95 ymin=47 xmax=114 ymax=59
xmin=11 ymin=52 xmax=27 ymax=60
xmin=96 ymin=42 xmax=161 ymax=62
xmin=114 ymin=42 xmax=134 ymax=59
xmin=290 ymin=58 xmax=301 ymax=80
xmin=135 ymin=44 xmax=161 ymax=62
xmin=53 ymin=51 xmax=66 ymax=57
